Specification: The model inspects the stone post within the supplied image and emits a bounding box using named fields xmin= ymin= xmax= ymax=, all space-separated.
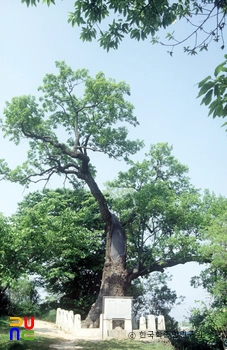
xmin=68 ymin=311 xmax=74 ymax=333
xmin=157 ymin=315 xmax=165 ymax=331
xmin=56 ymin=308 xmax=61 ymax=327
xmin=147 ymin=314 xmax=156 ymax=333
xmin=139 ymin=316 xmax=146 ymax=330
xmin=73 ymin=314 xmax=81 ymax=335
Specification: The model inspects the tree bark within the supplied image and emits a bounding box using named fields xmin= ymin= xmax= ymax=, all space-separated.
xmin=84 ymin=214 xmax=129 ymax=327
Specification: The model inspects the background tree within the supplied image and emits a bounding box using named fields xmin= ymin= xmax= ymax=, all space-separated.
xmin=189 ymin=304 xmax=227 ymax=349
xmin=6 ymin=278 xmax=40 ymax=316
xmin=11 ymin=187 xmax=105 ymax=318
xmin=0 ymin=213 xmax=27 ymax=290
xmin=0 ymin=62 xmax=210 ymax=326
xmin=189 ymin=195 xmax=227 ymax=349
xmin=21 ymin=0 xmax=227 ymax=53
xmin=130 ymin=272 xmax=183 ymax=330
xmin=0 ymin=213 xmax=32 ymax=315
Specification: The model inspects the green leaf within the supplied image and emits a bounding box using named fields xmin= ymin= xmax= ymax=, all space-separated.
xmin=208 ymin=99 xmax=220 ymax=117
xmin=197 ymin=81 xmax=214 ymax=98
xmin=222 ymin=104 xmax=227 ymax=118
xmin=200 ymin=89 xmax=213 ymax=106
xmin=197 ymin=76 xmax=212 ymax=89
xmin=214 ymin=61 xmax=227 ymax=77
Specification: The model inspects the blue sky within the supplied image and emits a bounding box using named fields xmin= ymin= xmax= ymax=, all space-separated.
xmin=1 ymin=0 xmax=227 ymax=322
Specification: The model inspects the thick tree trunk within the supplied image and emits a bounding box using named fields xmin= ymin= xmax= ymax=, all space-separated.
xmin=84 ymin=214 xmax=130 ymax=327
xmin=77 ymin=164 xmax=131 ymax=327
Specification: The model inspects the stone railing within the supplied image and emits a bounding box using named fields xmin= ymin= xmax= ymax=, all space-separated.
xmin=56 ymin=308 xmax=102 ymax=339
xmin=139 ymin=314 xmax=165 ymax=332
xmin=56 ymin=308 xmax=165 ymax=340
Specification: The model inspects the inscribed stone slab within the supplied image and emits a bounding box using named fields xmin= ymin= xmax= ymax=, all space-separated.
xmin=103 ymin=297 xmax=132 ymax=319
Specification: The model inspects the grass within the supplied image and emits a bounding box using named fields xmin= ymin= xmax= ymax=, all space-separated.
xmin=0 ymin=336 xmax=59 ymax=350
xmin=0 ymin=316 xmax=175 ymax=349
xmin=76 ymin=339 xmax=174 ymax=349
xmin=0 ymin=316 xmax=57 ymax=350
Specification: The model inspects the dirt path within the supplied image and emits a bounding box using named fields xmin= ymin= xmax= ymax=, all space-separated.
xmin=34 ymin=320 xmax=83 ymax=349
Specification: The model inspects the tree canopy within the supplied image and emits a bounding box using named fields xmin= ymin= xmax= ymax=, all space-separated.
xmin=0 ymin=61 xmax=142 ymax=188
xmin=20 ymin=0 xmax=227 ymax=53
xmin=107 ymin=143 xmax=209 ymax=280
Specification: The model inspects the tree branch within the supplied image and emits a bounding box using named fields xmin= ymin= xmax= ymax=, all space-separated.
xmin=127 ymin=253 xmax=212 ymax=282
xmin=159 ymin=1 xmax=225 ymax=54
xmin=21 ymin=124 xmax=79 ymax=158
xmin=81 ymin=169 xmax=112 ymax=224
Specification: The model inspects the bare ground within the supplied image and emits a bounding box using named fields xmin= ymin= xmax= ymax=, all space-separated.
xmin=34 ymin=320 xmax=83 ymax=349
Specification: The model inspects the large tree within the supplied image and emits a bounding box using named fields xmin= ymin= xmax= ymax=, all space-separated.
xmin=21 ymin=0 xmax=227 ymax=53
xmin=0 ymin=61 xmax=143 ymax=326
xmin=0 ymin=62 xmax=208 ymax=325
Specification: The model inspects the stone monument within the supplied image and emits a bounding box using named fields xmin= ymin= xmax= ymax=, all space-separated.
xmin=102 ymin=296 xmax=133 ymax=339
